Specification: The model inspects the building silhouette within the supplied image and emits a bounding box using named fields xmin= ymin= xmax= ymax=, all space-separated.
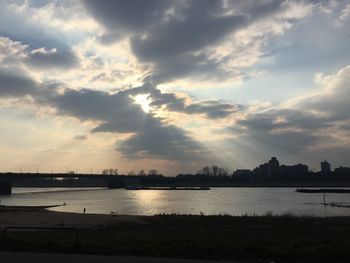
xmin=334 ymin=167 xmax=350 ymax=176
xmin=250 ymin=157 xmax=312 ymax=182
xmin=258 ymin=163 xmax=269 ymax=181
xmin=232 ymin=169 xmax=254 ymax=181
xmin=321 ymin=160 xmax=331 ymax=174
xmin=268 ymin=157 xmax=279 ymax=180
xmin=279 ymin=164 xmax=308 ymax=178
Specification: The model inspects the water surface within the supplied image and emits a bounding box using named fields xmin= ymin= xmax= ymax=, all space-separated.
xmin=2 ymin=187 xmax=350 ymax=216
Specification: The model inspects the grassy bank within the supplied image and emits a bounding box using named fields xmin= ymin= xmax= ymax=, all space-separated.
xmin=1 ymin=214 xmax=350 ymax=262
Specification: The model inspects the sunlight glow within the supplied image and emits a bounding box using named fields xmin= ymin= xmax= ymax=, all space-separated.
xmin=132 ymin=94 xmax=152 ymax=113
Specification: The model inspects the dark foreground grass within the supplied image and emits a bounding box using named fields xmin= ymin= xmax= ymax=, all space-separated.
xmin=1 ymin=215 xmax=350 ymax=262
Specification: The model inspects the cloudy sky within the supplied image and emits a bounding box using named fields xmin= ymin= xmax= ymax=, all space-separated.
xmin=0 ymin=0 xmax=350 ymax=174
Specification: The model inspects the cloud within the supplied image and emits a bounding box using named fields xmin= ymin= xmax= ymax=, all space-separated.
xmin=29 ymin=63 xmax=350 ymax=164
xmin=0 ymin=67 xmax=38 ymax=97
xmin=38 ymin=86 xmax=206 ymax=161
xmin=237 ymin=109 xmax=332 ymax=132
xmin=296 ymin=65 xmax=350 ymax=121
xmin=25 ymin=47 xmax=79 ymax=69
xmin=48 ymin=88 xmax=147 ymax=132
xmin=0 ymin=1 xmax=71 ymax=50
xmin=128 ymin=82 xmax=240 ymax=119
xmin=118 ymin=124 xmax=206 ymax=161
xmin=0 ymin=36 xmax=80 ymax=72
xmin=185 ymin=100 xmax=240 ymax=119
xmin=0 ymin=41 xmax=212 ymax=162
xmin=83 ymin=0 xmax=311 ymax=83
xmin=226 ymin=64 xmax=350 ymax=162
xmin=0 ymin=36 xmax=27 ymax=65
xmin=83 ymin=0 xmax=170 ymax=32
xmin=1 ymin=0 xmax=348 ymax=169
xmin=262 ymin=1 xmax=350 ymax=74
xmin=231 ymin=109 xmax=325 ymax=155
xmin=73 ymin=134 xmax=87 ymax=140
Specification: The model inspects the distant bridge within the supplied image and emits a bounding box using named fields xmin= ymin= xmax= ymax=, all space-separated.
xmin=0 ymin=173 xmax=126 ymax=188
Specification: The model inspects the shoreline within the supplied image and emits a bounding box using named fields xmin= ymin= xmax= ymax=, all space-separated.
xmin=1 ymin=204 xmax=350 ymax=228
xmin=0 ymin=205 xmax=145 ymax=229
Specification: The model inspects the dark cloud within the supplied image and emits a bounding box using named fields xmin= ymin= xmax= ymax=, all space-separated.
xmin=130 ymin=0 xmax=283 ymax=82
xmin=185 ymin=100 xmax=240 ymax=119
xmin=48 ymin=88 xmax=146 ymax=133
xmin=0 ymin=36 xmax=79 ymax=71
xmin=237 ymin=109 xmax=332 ymax=132
xmin=252 ymin=130 xmax=319 ymax=154
xmin=0 ymin=62 xmax=214 ymax=161
xmin=129 ymin=82 xmax=240 ymax=119
xmin=0 ymin=67 xmax=38 ymax=97
xmin=83 ymin=0 xmax=290 ymax=82
xmin=146 ymin=53 xmax=228 ymax=83
xmin=222 ymin=109 xmax=324 ymax=164
xmin=25 ymin=48 xmax=79 ymax=69
xmin=233 ymin=107 xmax=334 ymax=150
xmin=118 ymin=124 xmax=205 ymax=161
xmin=228 ymin=65 xmax=350 ymax=158
xmin=91 ymin=113 xmax=160 ymax=134
xmin=39 ymin=86 xmax=205 ymax=161
xmin=73 ymin=134 xmax=87 ymax=140
xmin=82 ymin=0 xmax=171 ymax=32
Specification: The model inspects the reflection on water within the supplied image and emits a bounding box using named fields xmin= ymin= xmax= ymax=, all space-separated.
xmin=2 ymin=187 xmax=350 ymax=216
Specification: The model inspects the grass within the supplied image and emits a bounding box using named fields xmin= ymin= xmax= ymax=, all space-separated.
xmin=2 ymin=214 xmax=350 ymax=262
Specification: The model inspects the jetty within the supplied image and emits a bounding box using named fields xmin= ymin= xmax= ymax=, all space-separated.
xmin=0 ymin=204 xmax=64 ymax=211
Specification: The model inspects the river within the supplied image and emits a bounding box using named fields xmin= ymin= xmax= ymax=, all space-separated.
xmin=1 ymin=187 xmax=350 ymax=216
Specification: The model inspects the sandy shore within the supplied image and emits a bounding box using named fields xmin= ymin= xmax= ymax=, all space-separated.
xmin=0 ymin=206 xmax=145 ymax=228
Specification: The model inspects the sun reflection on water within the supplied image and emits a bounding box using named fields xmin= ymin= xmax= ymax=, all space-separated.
xmin=132 ymin=190 xmax=162 ymax=203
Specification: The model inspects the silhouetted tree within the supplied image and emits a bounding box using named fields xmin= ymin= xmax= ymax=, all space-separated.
xmin=138 ymin=169 xmax=146 ymax=176
xmin=212 ymin=165 xmax=218 ymax=177
xmin=102 ymin=168 xmax=118 ymax=175
xmin=148 ymin=169 xmax=158 ymax=176
xmin=196 ymin=165 xmax=228 ymax=177
xmin=197 ymin=166 xmax=211 ymax=176
xmin=217 ymin=167 xmax=228 ymax=176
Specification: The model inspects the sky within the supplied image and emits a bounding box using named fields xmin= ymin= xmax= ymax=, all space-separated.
xmin=0 ymin=0 xmax=350 ymax=175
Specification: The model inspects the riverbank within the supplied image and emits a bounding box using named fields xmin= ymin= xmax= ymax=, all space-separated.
xmin=0 ymin=205 xmax=144 ymax=228
xmin=1 ymin=207 xmax=350 ymax=262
